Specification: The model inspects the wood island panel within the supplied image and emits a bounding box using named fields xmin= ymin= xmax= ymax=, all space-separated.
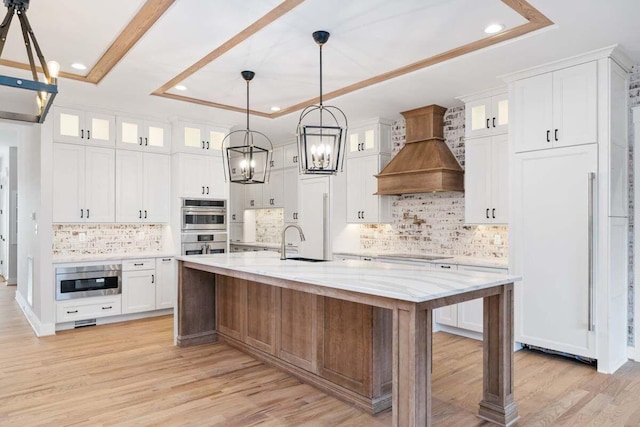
xmin=245 ymin=281 xmax=277 ymax=354
xmin=177 ymin=266 xmax=217 ymax=347
xmin=216 ymin=275 xmax=244 ymax=341
xmin=277 ymin=288 xmax=317 ymax=372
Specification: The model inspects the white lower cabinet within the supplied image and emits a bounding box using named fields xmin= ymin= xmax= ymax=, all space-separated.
xmin=56 ymin=296 xmax=122 ymax=323
xmin=155 ymin=257 xmax=176 ymax=310
xmin=122 ymin=258 xmax=176 ymax=314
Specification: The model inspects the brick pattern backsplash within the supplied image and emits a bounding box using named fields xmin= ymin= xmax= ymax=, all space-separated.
xmin=255 ymin=208 xmax=284 ymax=243
xmin=360 ymin=106 xmax=508 ymax=258
xmin=52 ymin=224 xmax=165 ymax=257
xmin=629 ymin=65 xmax=639 ymax=345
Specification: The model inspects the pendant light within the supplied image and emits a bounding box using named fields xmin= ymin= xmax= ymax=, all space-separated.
xmin=296 ymin=31 xmax=348 ymax=175
xmin=0 ymin=0 xmax=58 ymax=123
xmin=222 ymin=70 xmax=273 ymax=184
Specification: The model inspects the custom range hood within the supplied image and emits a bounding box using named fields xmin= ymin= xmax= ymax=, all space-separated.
xmin=375 ymin=105 xmax=464 ymax=195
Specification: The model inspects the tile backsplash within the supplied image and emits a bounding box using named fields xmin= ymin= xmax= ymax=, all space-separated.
xmin=255 ymin=209 xmax=284 ymax=243
xmin=52 ymin=224 xmax=165 ymax=257
xmin=360 ymin=106 xmax=508 ymax=258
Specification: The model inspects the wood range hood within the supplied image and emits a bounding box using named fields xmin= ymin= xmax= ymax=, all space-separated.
xmin=375 ymin=105 xmax=464 ymax=195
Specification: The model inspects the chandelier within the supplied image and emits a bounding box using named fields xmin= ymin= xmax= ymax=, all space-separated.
xmin=221 ymin=70 xmax=273 ymax=184
xmin=296 ymin=30 xmax=347 ymax=175
xmin=0 ymin=0 xmax=59 ymax=123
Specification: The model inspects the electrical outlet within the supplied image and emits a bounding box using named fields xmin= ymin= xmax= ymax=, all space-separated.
xmin=493 ymin=234 xmax=502 ymax=245
xmin=78 ymin=232 xmax=87 ymax=242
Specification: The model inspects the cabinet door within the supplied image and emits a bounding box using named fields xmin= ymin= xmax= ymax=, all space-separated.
xmin=205 ymin=155 xmax=228 ymax=199
xmin=456 ymin=265 xmax=507 ymax=333
xmin=464 ymin=137 xmax=492 ymax=224
xmin=146 ymin=121 xmax=170 ymax=153
xmin=362 ymin=155 xmax=390 ymax=223
xmin=178 ymin=154 xmax=208 ymax=198
xmin=491 ymin=93 xmax=509 ymax=134
xmin=552 ymin=62 xmax=597 ymax=148
xmin=491 ymin=134 xmax=509 ymax=224
xmin=298 ymin=177 xmax=329 ymax=260
xmin=206 ymin=127 xmax=226 ymax=153
xmin=270 ymin=146 xmax=284 ymax=170
xmin=117 ymin=117 xmax=144 ymax=150
xmin=512 ymin=73 xmax=553 ymax=153
xmin=229 ymin=183 xmax=245 ymax=222
xmin=283 ymin=143 xmax=299 ymax=168
xmin=143 ymin=153 xmax=171 ymax=222
xmin=86 ymin=112 xmax=115 ymax=147
xmin=122 ymin=270 xmax=156 ymax=314
xmin=347 ymin=125 xmax=379 ymax=157
xmin=346 ymin=157 xmax=364 ymax=223
xmin=181 ymin=124 xmax=205 ymax=152
xmin=263 ymin=169 xmax=284 ymax=207
xmin=229 ymin=223 xmax=244 ymax=243
xmin=244 ymin=183 xmax=263 ymax=209
xmin=155 ymin=258 xmax=175 ymax=309
xmin=52 ymin=143 xmax=85 ymax=222
xmin=433 ymin=263 xmax=459 ymax=326
xmin=278 ymin=288 xmax=316 ymax=372
xmin=84 ymin=147 xmax=115 ymax=223
xmin=54 ymin=107 xmax=85 ymax=144
xmin=115 ymin=150 xmax=144 ymax=222
xmin=245 ymin=281 xmax=277 ymax=354
xmin=216 ymin=275 xmax=245 ymax=341
xmin=283 ymin=168 xmax=299 ymax=222
xmin=465 ymin=98 xmax=492 ymax=139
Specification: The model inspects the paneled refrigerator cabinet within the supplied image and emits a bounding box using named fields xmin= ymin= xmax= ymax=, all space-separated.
xmin=507 ymin=47 xmax=631 ymax=373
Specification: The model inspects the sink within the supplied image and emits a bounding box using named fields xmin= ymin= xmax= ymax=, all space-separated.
xmin=285 ymin=257 xmax=328 ymax=263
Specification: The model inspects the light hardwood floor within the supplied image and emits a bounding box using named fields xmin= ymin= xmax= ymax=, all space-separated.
xmin=2 ymin=284 xmax=640 ymax=426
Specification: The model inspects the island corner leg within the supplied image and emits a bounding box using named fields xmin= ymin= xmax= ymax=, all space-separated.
xmin=478 ymin=283 xmax=519 ymax=426
xmin=176 ymin=261 xmax=218 ymax=347
xmin=392 ymin=304 xmax=432 ymax=427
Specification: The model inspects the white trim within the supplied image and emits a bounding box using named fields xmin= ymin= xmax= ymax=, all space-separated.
xmin=501 ymin=45 xmax=631 ymax=83
xmin=629 ymin=346 xmax=639 ymax=362
xmin=6 ymin=276 xmax=16 ymax=285
xmin=435 ymin=324 xmax=483 ymax=341
xmin=54 ymin=308 xmax=173 ymax=331
xmin=635 ymin=106 xmax=640 ymax=357
xmin=456 ymin=86 xmax=507 ymax=103
xmin=15 ymin=291 xmax=55 ymax=336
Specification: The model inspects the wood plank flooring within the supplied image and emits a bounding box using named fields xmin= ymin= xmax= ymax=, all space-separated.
xmin=1 ymin=284 xmax=640 ymax=426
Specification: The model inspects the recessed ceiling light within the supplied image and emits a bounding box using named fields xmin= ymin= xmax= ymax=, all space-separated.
xmin=71 ymin=62 xmax=87 ymax=70
xmin=174 ymin=85 xmax=187 ymax=91
xmin=270 ymin=106 xmax=281 ymax=112
xmin=484 ymin=23 xmax=505 ymax=34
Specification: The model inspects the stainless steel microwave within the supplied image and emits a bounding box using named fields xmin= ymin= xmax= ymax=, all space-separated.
xmin=182 ymin=199 xmax=227 ymax=231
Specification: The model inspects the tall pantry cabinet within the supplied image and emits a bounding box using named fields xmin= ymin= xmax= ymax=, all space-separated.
xmin=506 ymin=47 xmax=631 ymax=373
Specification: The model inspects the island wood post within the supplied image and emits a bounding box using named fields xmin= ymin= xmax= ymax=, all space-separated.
xmin=478 ymin=282 xmax=519 ymax=426
xmin=176 ymin=262 xmax=218 ymax=347
xmin=392 ymin=303 xmax=432 ymax=426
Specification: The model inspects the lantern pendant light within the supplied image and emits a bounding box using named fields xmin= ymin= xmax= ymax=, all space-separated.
xmin=221 ymin=70 xmax=273 ymax=184
xmin=296 ymin=31 xmax=348 ymax=175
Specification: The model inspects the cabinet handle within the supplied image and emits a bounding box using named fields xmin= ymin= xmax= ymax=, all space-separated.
xmin=588 ymin=172 xmax=595 ymax=331
xmin=250 ymin=200 xmax=254 ymax=207
xmin=440 ymin=265 xmax=451 ymax=269
xmin=361 ymin=211 xmax=365 ymax=220
xmin=67 ymin=310 xmax=78 ymax=314
xmin=145 ymin=137 xmax=148 ymax=146
xmin=206 ymin=186 xmax=210 ymax=194
xmin=363 ymin=257 xmax=372 ymax=261
xmin=134 ymin=263 xmax=144 ymax=266
xmin=139 ymin=210 xmax=142 ymax=219
xmin=162 ymin=258 xmax=171 ymax=261
xmin=554 ymin=129 xmax=559 ymax=142
xmin=232 ymin=214 xmax=236 ymax=220
xmin=102 ymin=306 xmax=112 ymax=310
xmin=492 ymin=117 xmax=496 ymax=128
xmin=87 ymin=130 xmax=91 ymax=140
xmin=486 ymin=208 xmax=490 ymax=219
xmin=202 ymin=141 xmax=205 ymax=149
xmin=293 ymin=155 xmax=297 ymax=163
xmin=151 ymin=274 xmax=155 ymax=284
xmin=86 ymin=209 xmax=90 ymax=219
xmin=492 ymin=208 xmax=495 ymax=219
xmin=232 ymin=167 xmax=236 ymax=174
xmin=206 ymin=141 xmax=210 ymax=149
xmin=81 ymin=129 xmax=84 ymax=139
xmin=486 ymin=119 xmax=490 ymax=129
xmin=546 ymin=130 xmax=550 ymax=143
xmin=139 ymin=137 xmax=143 ymax=146
xmin=80 ymin=209 xmax=84 ymax=219
xmin=202 ymin=186 xmax=205 ymax=194
xmin=144 ymin=210 xmax=148 ymax=219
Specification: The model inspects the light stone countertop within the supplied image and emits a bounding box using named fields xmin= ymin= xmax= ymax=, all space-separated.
xmin=52 ymin=252 xmax=178 ymax=264
xmin=333 ymin=251 xmax=508 ymax=269
xmin=177 ymin=251 xmax=520 ymax=303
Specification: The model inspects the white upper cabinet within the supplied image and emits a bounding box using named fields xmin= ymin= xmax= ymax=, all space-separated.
xmin=54 ymin=107 xmax=115 ymax=146
xmin=346 ymin=118 xmax=392 ymax=158
xmin=346 ymin=154 xmax=391 ymax=224
xmin=512 ymin=61 xmax=597 ymax=153
xmin=229 ymin=183 xmax=245 ymax=223
xmin=174 ymin=153 xmax=228 ymax=199
xmin=464 ymin=92 xmax=508 ymax=139
xmin=172 ymin=121 xmax=227 ymax=155
xmin=269 ymin=145 xmax=284 ymax=170
xmin=283 ymin=168 xmax=299 ymax=222
xmin=52 ymin=143 xmax=115 ymax=223
xmin=115 ymin=151 xmax=170 ymax=223
xmin=283 ymin=142 xmax=300 ymax=169
xmin=262 ymin=169 xmax=284 ymax=208
xmin=464 ymin=134 xmax=509 ymax=224
xmin=244 ymin=182 xmax=263 ymax=209
xmin=116 ymin=117 xmax=170 ymax=153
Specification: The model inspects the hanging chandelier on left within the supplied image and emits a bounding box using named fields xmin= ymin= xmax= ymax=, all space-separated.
xmin=0 ymin=0 xmax=59 ymax=123
xmin=221 ymin=70 xmax=273 ymax=185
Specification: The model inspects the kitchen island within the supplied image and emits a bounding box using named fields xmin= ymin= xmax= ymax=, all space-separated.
xmin=176 ymin=252 xmax=521 ymax=426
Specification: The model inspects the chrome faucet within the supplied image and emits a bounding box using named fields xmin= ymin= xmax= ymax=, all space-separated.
xmin=280 ymin=224 xmax=306 ymax=260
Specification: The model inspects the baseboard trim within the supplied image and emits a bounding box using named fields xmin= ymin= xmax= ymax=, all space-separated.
xmin=14 ymin=291 xmax=55 ymax=336
xmin=55 ymin=309 xmax=174 ymax=332
xmin=436 ymin=324 xmax=483 ymax=341
xmin=628 ymin=346 xmax=638 ymax=362
xmin=6 ymin=276 xmax=17 ymax=285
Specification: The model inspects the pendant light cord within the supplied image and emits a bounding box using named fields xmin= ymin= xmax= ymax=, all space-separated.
xmin=319 ymin=43 xmax=323 ymax=129
xmin=246 ymin=79 xmax=250 ymax=131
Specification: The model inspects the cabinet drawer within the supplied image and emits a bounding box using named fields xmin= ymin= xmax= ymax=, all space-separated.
xmin=122 ymin=259 xmax=155 ymax=271
xmin=57 ymin=297 xmax=122 ymax=323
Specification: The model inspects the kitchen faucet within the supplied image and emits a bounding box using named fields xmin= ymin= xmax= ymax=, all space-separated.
xmin=280 ymin=224 xmax=306 ymax=260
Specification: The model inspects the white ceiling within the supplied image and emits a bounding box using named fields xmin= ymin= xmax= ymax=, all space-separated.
xmin=1 ymin=0 xmax=639 ymax=142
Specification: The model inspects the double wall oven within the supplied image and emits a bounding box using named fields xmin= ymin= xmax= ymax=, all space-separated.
xmin=181 ymin=199 xmax=228 ymax=255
